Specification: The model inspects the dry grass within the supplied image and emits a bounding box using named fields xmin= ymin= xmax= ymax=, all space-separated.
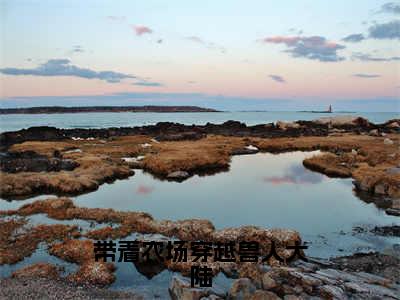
xmin=2 ymin=133 xmax=399 ymax=199
xmin=0 ymin=218 xmax=80 ymax=265
xmin=141 ymin=135 xmax=246 ymax=176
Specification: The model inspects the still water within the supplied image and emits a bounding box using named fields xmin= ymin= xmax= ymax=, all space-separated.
xmin=2 ymin=151 xmax=398 ymax=259
xmin=0 ymin=111 xmax=397 ymax=132
xmin=72 ymin=151 xmax=399 ymax=258
xmin=1 ymin=151 xmax=399 ymax=297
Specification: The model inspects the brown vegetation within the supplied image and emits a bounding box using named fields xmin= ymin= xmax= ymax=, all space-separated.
xmin=0 ymin=218 xmax=80 ymax=265
xmin=11 ymin=263 xmax=60 ymax=280
xmin=1 ymin=132 xmax=399 ymax=204
xmin=1 ymin=197 xmax=302 ymax=285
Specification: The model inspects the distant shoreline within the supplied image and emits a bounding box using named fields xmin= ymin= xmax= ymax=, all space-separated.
xmin=0 ymin=105 xmax=219 ymax=114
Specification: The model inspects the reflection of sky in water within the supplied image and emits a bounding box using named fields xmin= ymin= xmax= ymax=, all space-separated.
xmin=263 ymin=164 xmax=326 ymax=185
xmin=1 ymin=151 xmax=399 ymax=259
xmin=0 ymin=151 xmax=399 ymax=295
xmin=0 ymin=243 xmax=79 ymax=278
xmin=70 ymin=151 xmax=398 ymax=258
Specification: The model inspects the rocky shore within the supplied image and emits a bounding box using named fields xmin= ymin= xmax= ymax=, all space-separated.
xmin=0 ymin=116 xmax=399 ymax=299
xmin=0 ymin=117 xmax=398 ymax=213
xmin=1 ymin=252 xmax=399 ymax=299
xmin=0 ymin=277 xmax=143 ymax=299
xmin=1 ymin=197 xmax=399 ymax=299
xmin=1 ymin=117 xmax=398 ymax=150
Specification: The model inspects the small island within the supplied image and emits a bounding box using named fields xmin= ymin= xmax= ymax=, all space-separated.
xmin=0 ymin=105 xmax=219 ymax=114
xmin=299 ymin=105 xmax=333 ymax=113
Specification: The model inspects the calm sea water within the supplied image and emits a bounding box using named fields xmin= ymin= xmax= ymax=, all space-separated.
xmin=0 ymin=111 xmax=398 ymax=132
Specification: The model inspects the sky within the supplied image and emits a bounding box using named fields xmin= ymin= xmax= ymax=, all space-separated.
xmin=0 ymin=0 xmax=399 ymax=111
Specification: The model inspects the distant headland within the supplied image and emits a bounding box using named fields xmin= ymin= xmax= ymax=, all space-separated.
xmin=298 ymin=105 xmax=333 ymax=113
xmin=0 ymin=105 xmax=220 ymax=114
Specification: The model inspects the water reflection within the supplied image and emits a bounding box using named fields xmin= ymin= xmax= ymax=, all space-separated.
xmin=136 ymin=185 xmax=154 ymax=195
xmin=71 ymin=151 xmax=399 ymax=258
xmin=263 ymin=164 xmax=325 ymax=185
xmin=1 ymin=151 xmax=399 ymax=259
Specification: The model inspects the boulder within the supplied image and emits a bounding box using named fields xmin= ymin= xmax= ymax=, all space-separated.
xmin=386 ymin=121 xmax=400 ymax=129
xmin=369 ymin=129 xmax=380 ymax=136
xmin=250 ymin=290 xmax=281 ymax=300
xmin=262 ymin=273 xmax=278 ymax=290
xmin=0 ymin=151 xmax=79 ymax=173
xmin=319 ymin=285 xmax=346 ymax=299
xmin=229 ymin=278 xmax=257 ymax=299
xmin=276 ymin=121 xmax=300 ymax=130
xmin=386 ymin=208 xmax=400 ymax=216
xmin=167 ymin=171 xmax=190 ymax=180
xmin=384 ymin=138 xmax=394 ymax=145
xmin=157 ymin=219 xmax=215 ymax=242
xmin=169 ymin=276 xmax=226 ymax=300
xmin=231 ymin=145 xmax=259 ymax=155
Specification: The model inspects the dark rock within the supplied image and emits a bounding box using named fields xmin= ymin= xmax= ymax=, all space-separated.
xmin=229 ymin=278 xmax=257 ymax=299
xmin=231 ymin=145 xmax=259 ymax=155
xmin=330 ymin=252 xmax=400 ymax=283
xmin=156 ymin=131 xmax=205 ymax=141
xmin=169 ymin=275 xmax=226 ymax=300
xmin=319 ymin=285 xmax=346 ymax=299
xmin=386 ymin=208 xmax=400 ymax=216
xmin=370 ymin=225 xmax=400 ymax=237
xmin=133 ymin=260 xmax=166 ymax=279
xmin=1 ymin=118 xmax=396 ymax=151
xmin=0 ymin=151 xmax=79 ymax=173
xmin=167 ymin=171 xmax=191 ymax=180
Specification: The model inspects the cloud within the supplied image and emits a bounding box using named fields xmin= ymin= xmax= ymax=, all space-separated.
xmin=368 ymin=20 xmax=400 ymax=39
xmin=288 ymin=28 xmax=303 ymax=35
xmin=133 ymin=25 xmax=153 ymax=36
xmin=0 ymin=59 xmax=135 ymax=83
xmin=351 ymin=52 xmax=400 ymax=62
xmin=269 ymin=75 xmax=286 ymax=83
xmin=380 ymin=2 xmax=400 ymax=14
xmin=342 ymin=33 xmax=365 ymax=42
xmin=352 ymin=73 xmax=381 ymax=78
xmin=133 ymin=80 xmax=163 ymax=87
xmin=71 ymin=45 xmax=84 ymax=53
xmin=107 ymin=16 xmax=126 ymax=21
xmin=185 ymin=36 xmax=204 ymax=44
xmin=261 ymin=36 xmax=345 ymax=62
xmin=263 ymin=165 xmax=324 ymax=186
xmin=184 ymin=36 xmax=226 ymax=53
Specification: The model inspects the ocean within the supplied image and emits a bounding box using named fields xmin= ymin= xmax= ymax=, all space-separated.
xmin=0 ymin=111 xmax=398 ymax=133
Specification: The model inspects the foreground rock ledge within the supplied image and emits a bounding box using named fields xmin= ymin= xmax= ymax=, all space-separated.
xmin=168 ymin=258 xmax=400 ymax=300
xmin=1 ymin=198 xmax=301 ymax=271
xmin=6 ymin=254 xmax=399 ymax=299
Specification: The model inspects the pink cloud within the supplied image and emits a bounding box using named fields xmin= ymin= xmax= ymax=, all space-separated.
xmin=133 ymin=25 xmax=153 ymax=36
xmin=261 ymin=36 xmax=301 ymax=46
xmin=260 ymin=35 xmax=345 ymax=62
xmin=136 ymin=185 xmax=154 ymax=195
